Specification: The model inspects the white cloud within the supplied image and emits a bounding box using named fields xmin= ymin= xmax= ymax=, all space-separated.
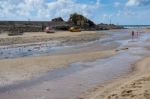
xmin=102 ymin=9 xmax=136 ymax=19
xmin=126 ymin=0 xmax=150 ymax=7
xmin=0 ymin=0 xmax=101 ymax=20
xmin=114 ymin=2 xmax=121 ymax=7
xmin=47 ymin=0 xmax=100 ymax=19
xmin=126 ymin=0 xmax=139 ymax=6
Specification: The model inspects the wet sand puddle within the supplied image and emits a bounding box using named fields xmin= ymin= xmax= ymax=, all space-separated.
xmin=0 ymin=32 xmax=150 ymax=99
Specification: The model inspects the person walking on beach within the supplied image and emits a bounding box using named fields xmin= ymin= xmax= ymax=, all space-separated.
xmin=132 ymin=31 xmax=135 ymax=40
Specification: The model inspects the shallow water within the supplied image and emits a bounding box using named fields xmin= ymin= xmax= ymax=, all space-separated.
xmin=0 ymin=31 xmax=150 ymax=99
xmin=0 ymin=31 xmax=130 ymax=59
xmin=0 ymin=52 xmax=143 ymax=99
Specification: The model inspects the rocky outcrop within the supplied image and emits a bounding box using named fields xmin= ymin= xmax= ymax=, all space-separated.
xmin=50 ymin=17 xmax=69 ymax=30
xmin=50 ymin=14 xmax=98 ymax=30
xmin=51 ymin=17 xmax=64 ymax=22
xmin=68 ymin=13 xmax=96 ymax=30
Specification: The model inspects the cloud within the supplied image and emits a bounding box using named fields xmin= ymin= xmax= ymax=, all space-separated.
xmin=0 ymin=0 xmax=101 ymax=20
xmin=126 ymin=0 xmax=150 ymax=7
xmin=114 ymin=2 xmax=121 ymax=7
xmin=0 ymin=0 xmax=51 ymax=18
xmin=47 ymin=0 xmax=100 ymax=19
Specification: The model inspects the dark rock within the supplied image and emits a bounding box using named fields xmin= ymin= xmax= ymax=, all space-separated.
xmin=52 ymin=17 xmax=64 ymax=22
xmin=96 ymin=23 xmax=124 ymax=30
xmin=47 ymin=17 xmax=70 ymax=30
xmin=68 ymin=13 xmax=96 ymax=30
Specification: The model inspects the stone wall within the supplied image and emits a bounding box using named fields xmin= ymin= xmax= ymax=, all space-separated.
xmin=0 ymin=21 xmax=50 ymax=34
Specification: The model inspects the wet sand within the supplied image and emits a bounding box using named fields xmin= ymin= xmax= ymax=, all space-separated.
xmin=0 ymin=29 xmax=130 ymax=99
xmin=0 ymin=30 xmax=118 ymax=87
xmin=0 ymin=31 xmax=106 ymax=46
xmin=83 ymin=57 xmax=150 ymax=99
xmin=142 ymin=28 xmax=150 ymax=33
xmin=81 ymin=29 xmax=150 ymax=99
xmin=0 ymin=29 xmax=150 ymax=99
xmin=0 ymin=50 xmax=116 ymax=87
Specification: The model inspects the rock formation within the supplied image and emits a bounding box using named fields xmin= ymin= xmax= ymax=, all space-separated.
xmin=50 ymin=17 xmax=69 ymax=30
xmin=51 ymin=17 xmax=64 ymax=22
xmin=68 ymin=13 xmax=96 ymax=30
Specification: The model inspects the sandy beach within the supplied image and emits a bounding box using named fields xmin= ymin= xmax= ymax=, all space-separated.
xmin=0 ymin=29 xmax=150 ymax=99
xmin=0 ymin=50 xmax=115 ymax=87
xmin=0 ymin=31 xmax=106 ymax=46
xmin=83 ymin=57 xmax=150 ymax=99
xmin=0 ymin=0 xmax=149 ymax=98
xmin=80 ymin=29 xmax=150 ymax=99
xmin=0 ymin=30 xmax=118 ymax=87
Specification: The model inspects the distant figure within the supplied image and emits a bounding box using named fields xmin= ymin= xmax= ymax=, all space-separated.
xmin=132 ymin=31 xmax=135 ymax=40
xmin=137 ymin=31 xmax=139 ymax=38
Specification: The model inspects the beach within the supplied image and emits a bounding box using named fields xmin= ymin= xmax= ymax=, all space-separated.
xmin=0 ymin=30 xmax=117 ymax=87
xmin=0 ymin=0 xmax=149 ymax=98
xmin=0 ymin=29 xmax=150 ymax=99
xmin=0 ymin=31 xmax=106 ymax=46
xmin=83 ymin=57 xmax=150 ymax=99
xmin=0 ymin=50 xmax=115 ymax=87
xmin=80 ymin=29 xmax=150 ymax=99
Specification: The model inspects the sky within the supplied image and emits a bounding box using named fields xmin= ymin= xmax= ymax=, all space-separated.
xmin=0 ymin=0 xmax=150 ymax=25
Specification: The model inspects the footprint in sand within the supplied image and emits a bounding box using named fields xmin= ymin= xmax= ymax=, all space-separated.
xmin=121 ymin=89 xmax=136 ymax=98
xmin=108 ymin=94 xmax=118 ymax=99
xmin=144 ymin=90 xmax=150 ymax=99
